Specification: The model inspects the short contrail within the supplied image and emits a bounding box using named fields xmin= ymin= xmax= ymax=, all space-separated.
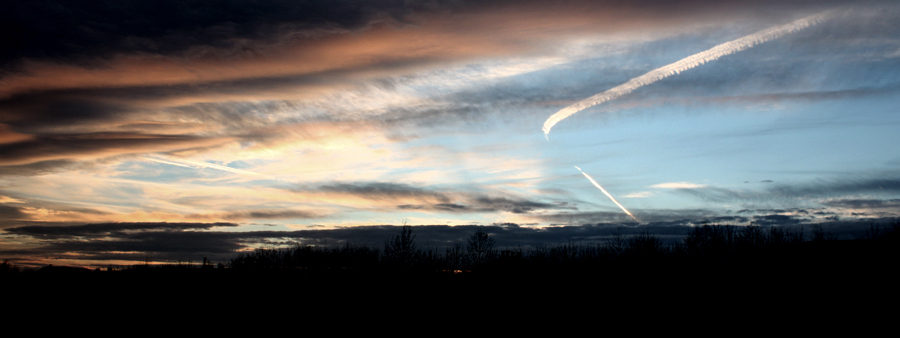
xmin=575 ymin=166 xmax=639 ymax=222
xmin=145 ymin=156 xmax=265 ymax=177
xmin=543 ymin=11 xmax=834 ymax=136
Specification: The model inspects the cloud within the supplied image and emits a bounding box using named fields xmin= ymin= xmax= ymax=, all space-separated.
xmin=662 ymin=177 xmax=900 ymax=209
xmin=819 ymin=199 xmax=900 ymax=217
xmin=0 ymin=0 xmax=454 ymax=68
xmin=315 ymin=182 xmax=452 ymax=203
xmin=0 ymin=205 xmax=26 ymax=220
xmin=527 ymin=208 xmax=752 ymax=225
xmin=33 ymin=231 xmax=246 ymax=256
xmin=0 ymin=195 xmax=24 ymax=204
xmin=823 ymin=198 xmax=900 ymax=209
xmin=213 ymin=210 xmax=323 ymax=221
xmin=398 ymin=197 xmax=558 ymax=214
xmin=1 ymin=0 xmax=888 ymax=153
xmin=751 ymin=214 xmax=802 ymax=225
xmin=887 ymin=47 xmax=900 ymax=58
xmin=3 ymin=0 xmax=871 ymax=99
xmin=0 ymin=124 xmax=32 ymax=144
xmin=290 ymin=181 xmax=562 ymax=215
xmin=5 ymin=222 xmax=239 ymax=239
xmin=651 ymin=182 xmax=707 ymax=189
xmin=0 ymin=132 xmax=232 ymax=166
xmin=768 ymin=178 xmax=900 ymax=197
xmin=0 ymin=160 xmax=83 ymax=176
xmin=473 ymin=197 xmax=557 ymax=214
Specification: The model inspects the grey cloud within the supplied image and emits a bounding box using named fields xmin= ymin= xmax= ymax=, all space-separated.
xmin=398 ymin=198 xmax=560 ymax=214
xmin=44 ymin=231 xmax=245 ymax=254
xmin=672 ymin=177 xmax=900 ymax=204
xmin=0 ymin=94 xmax=130 ymax=131
xmin=771 ymin=178 xmax=900 ymax=197
xmin=5 ymin=222 xmax=238 ymax=239
xmin=296 ymin=181 xmax=566 ymax=215
xmin=434 ymin=203 xmax=468 ymax=211
xmin=823 ymin=198 xmax=900 ymax=209
xmin=751 ymin=214 xmax=802 ymax=225
xmin=472 ymin=197 xmax=557 ymax=214
xmin=0 ymin=74 xmax=327 ymax=133
xmin=529 ymin=206 xmax=847 ymax=227
xmin=530 ymin=210 xmax=644 ymax=224
xmin=218 ymin=210 xmax=322 ymax=220
xmin=0 ymin=160 xmax=82 ymax=176
xmin=315 ymin=182 xmax=452 ymax=203
xmin=0 ymin=0 xmax=455 ymax=70
xmin=3 ymin=0 xmax=861 ymax=68
xmin=0 ymin=132 xmax=220 ymax=166
xmin=0 ymin=205 xmax=26 ymax=220
xmin=820 ymin=199 xmax=900 ymax=217
xmin=0 ymin=56 xmax=447 ymax=138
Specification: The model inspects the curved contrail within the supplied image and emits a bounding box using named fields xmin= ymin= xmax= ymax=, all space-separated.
xmin=542 ymin=11 xmax=834 ymax=137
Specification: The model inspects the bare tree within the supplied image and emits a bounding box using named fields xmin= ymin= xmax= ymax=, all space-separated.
xmin=384 ymin=222 xmax=417 ymax=268
xmin=467 ymin=229 xmax=496 ymax=267
xmin=606 ymin=227 xmax=626 ymax=256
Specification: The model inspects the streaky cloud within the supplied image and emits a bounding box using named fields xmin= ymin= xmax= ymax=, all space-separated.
xmin=5 ymin=222 xmax=239 ymax=238
xmin=542 ymin=10 xmax=835 ymax=136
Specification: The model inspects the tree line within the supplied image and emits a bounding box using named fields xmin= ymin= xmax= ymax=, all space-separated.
xmin=227 ymin=222 xmax=898 ymax=272
xmin=2 ymin=221 xmax=894 ymax=274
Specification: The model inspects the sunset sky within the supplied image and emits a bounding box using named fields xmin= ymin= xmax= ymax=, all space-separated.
xmin=2 ymin=0 xmax=898 ymax=267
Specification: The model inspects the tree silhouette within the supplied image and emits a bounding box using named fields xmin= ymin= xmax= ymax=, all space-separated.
xmin=384 ymin=224 xmax=417 ymax=268
xmin=467 ymin=229 xmax=496 ymax=267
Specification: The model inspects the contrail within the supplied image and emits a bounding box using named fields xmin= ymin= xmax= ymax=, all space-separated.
xmin=543 ymin=11 xmax=834 ymax=136
xmin=144 ymin=157 xmax=193 ymax=168
xmin=575 ymin=166 xmax=639 ymax=223
xmin=145 ymin=156 xmax=265 ymax=177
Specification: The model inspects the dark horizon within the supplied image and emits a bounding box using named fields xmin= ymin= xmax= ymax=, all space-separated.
xmin=2 ymin=218 xmax=895 ymax=269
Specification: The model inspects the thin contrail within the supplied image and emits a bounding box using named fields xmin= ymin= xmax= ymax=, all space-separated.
xmin=542 ymin=11 xmax=834 ymax=136
xmin=145 ymin=156 xmax=265 ymax=177
xmin=575 ymin=166 xmax=639 ymax=222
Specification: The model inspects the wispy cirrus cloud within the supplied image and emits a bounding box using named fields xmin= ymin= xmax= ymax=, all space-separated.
xmin=0 ymin=132 xmax=232 ymax=166
xmin=660 ymin=177 xmax=900 ymax=210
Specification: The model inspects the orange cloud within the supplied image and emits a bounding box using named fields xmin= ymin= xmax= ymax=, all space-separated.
xmin=0 ymin=4 xmax=711 ymax=100
xmin=0 ymin=124 xmax=33 ymax=145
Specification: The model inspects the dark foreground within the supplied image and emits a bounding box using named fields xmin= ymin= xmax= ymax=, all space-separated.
xmin=3 ymin=224 xmax=897 ymax=316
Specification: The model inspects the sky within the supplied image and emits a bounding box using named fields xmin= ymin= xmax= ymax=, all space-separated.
xmin=1 ymin=0 xmax=899 ymax=267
